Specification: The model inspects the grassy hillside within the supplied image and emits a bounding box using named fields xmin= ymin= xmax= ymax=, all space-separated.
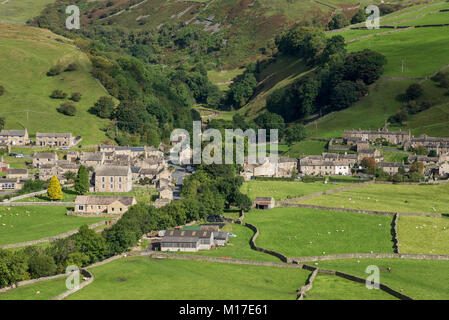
xmin=0 ymin=24 xmax=112 ymax=145
xmin=0 ymin=0 xmax=55 ymax=22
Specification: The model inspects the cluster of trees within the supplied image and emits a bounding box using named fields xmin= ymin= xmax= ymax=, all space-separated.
xmin=0 ymin=225 xmax=107 ymax=288
xmin=224 ymin=63 xmax=259 ymax=110
xmin=389 ymin=83 xmax=431 ymax=124
xmin=268 ymin=27 xmax=386 ymax=123
xmin=50 ymin=90 xmax=82 ymax=116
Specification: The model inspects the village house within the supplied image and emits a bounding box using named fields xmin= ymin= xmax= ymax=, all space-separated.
xmin=33 ymin=152 xmax=58 ymax=168
xmin=275 ymin=157 xmax=298 ymax=178
xmin=254 ymin=197 xmax=275 ymax=210
xmin=66 ymin=151 xmax=79 ymax=163
xmin=35 ymin=132 xmax=75 ymax=147
xmin=155 ymin=167 xmax=172 ymax=182
xmin=94 ymin=165 xmax=133 ymax=192
xmin=322 ymin=152 xmax=358 ymax=166
xmin=39 ymin=163 xmax=79 ymax=182
xmin=344 ymin=128 xmax=411 ymax=145
xmin=74 ymin=195 xmax=137 ymax=215
xmin=212 ymin=231 xmax=229 ymax=247
xmin=80 ymin=152 xmax=105 ymax=168
xmin=6 ymin=168 xmax=28 ymax=179
xmin=378 ymin=162 xmax=410 ymax=175
xmin=0 ymin=178 xmax=25 ymax=191
xmin=156 ymin=178 xmax=172 ymax=189
xmin=357 ymin=148 xmax=384 ymax=163
xmin=408 ymin=155 xmax=439 ymax=165
xmin=158 ymin=186 xmax=174 ymax=200
xmin=178 ymin=145 xmax=192 ymax=165
xmin=0 ymin=129 xmax=29 ymax=146
xmin=252 ymin=158 xmax=277 ymax=177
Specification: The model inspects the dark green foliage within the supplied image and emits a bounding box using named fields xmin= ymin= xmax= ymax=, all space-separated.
xmin=65 ymin=63 xmax=78 ymax=72
xmin=0 ymin=117 xmax=4 ymax=131
xmin=91 ymin=96 xmax=115 ymax=119
xmin=70 ymin=92 xmax=82 ymax=102
xmin=254 ymin=112 xmax=285 ymax=139
xmin=226 ymin=69 xmax=258 ymax=109
xmin=47 ymin=64 xmax=64 ymax=76
xmin=27 ymin=253 xmax=57 ymax=278
xmin=58 ymin=101 xmax=77 ymax=116
xmin=328 ymin=13 xmax=349 ymax=30
xmin=0 ymin=249 xmax=28 ymax=287
xmin=0 ymin=85 xmax=4 ymax=96
xmin=285 ymin=124 xmax=307 ymax=145
xmin=74 ymin=165 xmax=89 ymax=195
xmin=351 ymin=9 xmax=367 ymax=24
xmin=276 ymin=26 xmax=326 ymax=63
xmin=428 ymin=150 xmax=438 ymax=157
xmin=405 ymin=83 xmax=423 ymax=101
xmin=50 ymin=89 xmax=67 ymax=99
xmin=71 ymin=225 xmax=107 ymax=264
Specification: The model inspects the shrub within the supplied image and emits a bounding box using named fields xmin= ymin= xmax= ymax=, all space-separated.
xmin=70 ymin=92 xmax=82 ymax=102
xmin=50 ymin=89 xmax=67 ymax=99
xmin=47 ymin=65 xmax=64 ymax=76
xmin=65 ymin=63 xmax=78 ymax=72
xmin=0 ymin=85 xmax=4 ymax=96
xmin=405 ymin=83 xmax=423 ymax=100
xmin=58 ymin=101 xmax=77 ymax=116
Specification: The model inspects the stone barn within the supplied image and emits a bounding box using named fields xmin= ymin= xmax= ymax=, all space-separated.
xmin=254 ymin=197 xmax=275 ymax=210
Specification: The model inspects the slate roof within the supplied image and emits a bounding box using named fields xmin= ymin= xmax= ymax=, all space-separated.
xmin=75 ymin=195 xmax=136 ymax=206
xmin=95 ymin=165 xmax=130 ymax=176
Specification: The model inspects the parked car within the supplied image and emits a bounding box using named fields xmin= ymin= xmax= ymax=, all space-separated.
xmin=15 ymin=154 xmax=24 ymax=158
xmin=60 ymin=146 xmax=69 ymax=150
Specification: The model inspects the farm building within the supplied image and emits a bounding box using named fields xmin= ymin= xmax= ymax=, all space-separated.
xmin=74 ymin=195 xmax=136 ymax=215
xmin=161 ymin=229 xmax=215 ymax=251
xmin=212 ymin=231 xmax=229 ymax=247
xmin=254 ymin=197 xmax=275 ymax=210
xmin=33 ymin=152 xmax=58 ymax=167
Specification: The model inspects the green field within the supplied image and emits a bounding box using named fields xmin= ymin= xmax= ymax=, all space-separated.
xmin=175 ymin=223 xmax=280 ymax=262
xmin=304 ymin=274 xmax=398 ymax=300
xmin=207 ymin=68 xmax=245 ymax=91
xmin=0 ymin=0 xmax=55 ymax=22
xmin=13 ymin=188 xmax=78 ymax=203
xmin=287 ymin=140 xmax=328 ymax=157
xmin=398 ymin=215 xmax=449 ymax=255
xmin=67 ymin=257 xmax=311 ymax=300
xmin=0 ymin=275 xmax=70 ymax=300
xmin=313 ymin=258 xmax=449 ymax=299
xmin=0 ymin=206 xmax=107 ymax=246
xmin=0 ymin=24 xmax=112 ymax=145
xmin=240 ymin=180 xmax=350 ymax=201
xmin=299 ymin=183 xmax=449 ymax=214
xmin=244 ymin=207 xmax=394 ymax=258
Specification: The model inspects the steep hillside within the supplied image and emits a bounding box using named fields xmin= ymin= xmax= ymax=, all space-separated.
xmin=0 ymin=0 xmax=55 ymax=23
xmin=0 ymin=24 xmax=112 ymax=145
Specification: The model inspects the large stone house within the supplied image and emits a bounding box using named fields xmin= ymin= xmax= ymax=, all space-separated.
xmin=74 ymin=195 xmax=136 ymax=214
xmin=36 ymin=132 xmax=75 ymax=147
xmin=357 ymin=148 xmax=384 ymax=163
xmin=408 ymin=155 xmax=439 ymax=165
xmin=158 ymin=186 xmax=173 ymax=200
xmin=0 ymin=178 xmax=26 ymax=190
xmin=276 ymin=157 xmax=298 ymax=178
xmin=39 ymin=163 xmax=79 ymax=182
xmin=94 ymin=165 xmax=132 ymax=192
xmin=403 ymin=135 xmax=449 ymax=155
xmin=0 ymin=129 xmax=29 ymax=146
xmin=33 ymin=152 xmax=58 ymax=167
xmin=378 ymin=162 xmax=410 ymax=175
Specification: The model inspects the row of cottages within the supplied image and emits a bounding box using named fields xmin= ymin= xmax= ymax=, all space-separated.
xmin=377 ymin=162 xmax=411 ymax=175
xmin=343 ymin=128 xmax=411 ymax=145
xmin=159 ymin=229 xmax=229 ymax=252
xmin=0 ymin=178 xmax=26 ymax=191
xmin=0 ymin=129 xmax=30 ymax=146
xmin=74 ymin=195 xmax=136 ymax=215
xmin=35 ymin=132 xmax=75 ymax=147
xmin=241 ymin=156 xmax=297 ymax=180
xmin=99 ymin=145 xmax=164 ymax=159
xmin=299 ymin=158 xmax=351 ymax=176
xmin=403 ymin=134 xmax=449 ymax=155
xmin=5 ymin=168 xmax=28 ymax=179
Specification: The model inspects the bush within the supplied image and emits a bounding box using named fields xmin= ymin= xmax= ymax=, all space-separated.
xmin=70 ymin=92 xmax=82 ymax=102
xmin=47 ymin=65 xmax=64 ymax=76
xmin=0 ymin=85 xmax=4 ymax=96
xmin=58 ymin=101 xmax=77 ymax=116
xmin=405 ymin=83 xmax=423 ymax=100
xmin=50 ymin=89 xmax=67 ymax=99
xmin=328 ymin=13 xmax=349 ymax=30
xmin=65 ymin=63 xmax=78 ymax=72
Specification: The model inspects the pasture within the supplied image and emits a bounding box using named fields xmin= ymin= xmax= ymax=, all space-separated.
xmin=0 ymin=24 xmax=112 ymax=145
xmin=0 ymin=276 xmax=71 ymax=300
xmin=240 ymin=180 xmax=350 ymax=201
xmin=244 ymin=207 xmax=394 ymax=258
xmin=313 ymin=258 xmax=449 ymax=300
xmin=0 ymin=0 xmax=54 ymax=22
xmin=67 ymin=257 xmax=311 ymax=300
xmin=398 ymin=215 xmax=449 ymax=255
xmin=0 ymin=206 xmax=107 ymax=246
xmin=298 ymin=183 xmax=449 ymax=214
xmin=304 ymin=274 xmax=398 ymax=300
